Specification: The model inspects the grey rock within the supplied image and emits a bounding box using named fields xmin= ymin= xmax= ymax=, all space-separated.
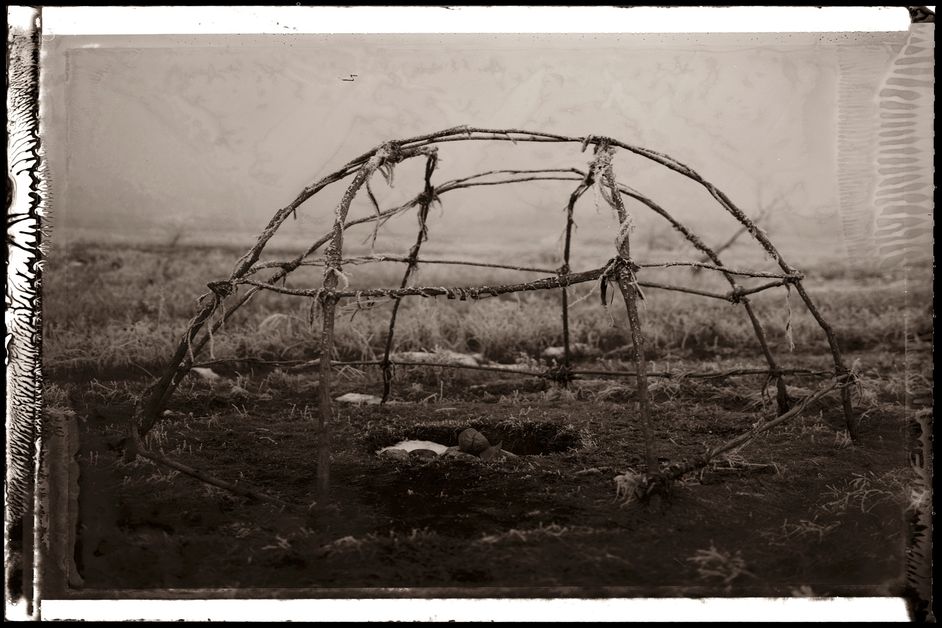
xmin=479 ymin=442 xmax=503 ymax=462
xmin=443 ymin=450 xmax=480 ymax=463
xmin=458 ymin=428 xmax=490 ymax=455
xmin=378 ymin=448 xmax=409 ymax=461
xmin=409 ymin=448 xmax=439 ymax=460
xmin=480 ymin=442 xmax=518 ymax=462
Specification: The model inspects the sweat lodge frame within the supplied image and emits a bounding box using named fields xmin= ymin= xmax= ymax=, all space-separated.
xmin=129 ymin=126 xmax=859 ymax=503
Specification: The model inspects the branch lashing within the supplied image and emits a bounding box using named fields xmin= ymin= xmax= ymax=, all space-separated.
xmin=134 ymin=127 xmax=857 ymax=505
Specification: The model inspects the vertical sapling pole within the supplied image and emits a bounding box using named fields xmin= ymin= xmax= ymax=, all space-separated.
xmin=316 ymin=146 xmax=393 ymax=499
xmin=558 ymin=179 xmax=590 ymax=383
xmin=316 ymin=289 xmax=337 ymax=500
xmin=598 ymin=146 xmax=659 ymax=473
xmin=380 ymin=150 xmax=438 ymax=402
xmin=615 ymin=183 xmax=791 ymax=415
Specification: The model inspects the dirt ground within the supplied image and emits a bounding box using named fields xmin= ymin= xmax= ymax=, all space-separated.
xmin=59 ymin=348 xmax=926 ymax=601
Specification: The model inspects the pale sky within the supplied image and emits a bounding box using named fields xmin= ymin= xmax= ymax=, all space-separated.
xmin=42 ymin=30 xmax=909 ymax=261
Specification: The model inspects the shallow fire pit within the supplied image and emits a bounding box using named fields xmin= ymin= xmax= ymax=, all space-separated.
xmin=369 ymin=419 xmax=583 ymax=461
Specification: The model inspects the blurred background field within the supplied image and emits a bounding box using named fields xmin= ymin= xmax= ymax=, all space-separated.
xmin=42 ymin=234 xmax=932 ymax=380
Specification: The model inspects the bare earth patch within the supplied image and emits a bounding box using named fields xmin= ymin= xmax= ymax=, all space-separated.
xmin=66 ymin=364 xmax=914 ymax=596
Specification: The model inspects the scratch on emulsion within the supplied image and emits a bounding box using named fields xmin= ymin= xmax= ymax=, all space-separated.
xmin=7 ymin=6 xmax=47 ymax=619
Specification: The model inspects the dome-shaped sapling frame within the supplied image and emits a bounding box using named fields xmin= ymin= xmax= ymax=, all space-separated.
xmin=130 ymin=126 xmax=857 ymax=504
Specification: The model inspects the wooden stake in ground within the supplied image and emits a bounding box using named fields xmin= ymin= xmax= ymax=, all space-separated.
xmin=597 ymin=145 xmax=659 ymax=473
xmin=316 ymin=147 xmax=392 ymax=499
xmin=615 ymin=272 xmax=657 ymax=473
xmin=316 ymin=292 xmax=337 ymax=501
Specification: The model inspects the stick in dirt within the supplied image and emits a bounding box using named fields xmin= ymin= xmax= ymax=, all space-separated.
xmin=316 ymin=147 xmax=392 ymax=499
xmin=628 ymin=379 xmax=842 ymax=504
xmin=596 ymin=143 xmax=659 ymax=473
xmin=126 ymin=418 xmax=298 ymax=510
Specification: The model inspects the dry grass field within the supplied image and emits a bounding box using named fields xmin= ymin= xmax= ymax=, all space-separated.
xmin=43 ymin=237 xmax=932 ymax=600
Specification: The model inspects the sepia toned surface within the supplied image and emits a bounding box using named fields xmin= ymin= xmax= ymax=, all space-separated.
xmin=16 ymin=7 xmax=933 ymax=622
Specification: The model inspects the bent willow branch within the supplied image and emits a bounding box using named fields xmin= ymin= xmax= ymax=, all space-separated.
xmin=134 ymin=126 xmax=857 ymax=501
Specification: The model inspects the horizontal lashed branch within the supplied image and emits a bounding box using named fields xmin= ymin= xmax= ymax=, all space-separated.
xmin=338 ymin=362 xmax=832 ymax=381
xmin=234 ymin=268 xmax=791 ymax=304
xmin=189 ymin=356 xmax=834 ymax=382
xmin=442 ymin=167 xmax=584 ymax=187
xmin=638 ymin=261 xmax=802 ymax=281
xmin=238 ymin=267 xmax=607 ymax=300
xmin=247 ymin=255 xmax=556 ymax=275
xmin=567 ymin=367 xmax=833 ymax=380
xmin=188 ymin=357 xmax=548 ymax=377
xmin=438 ymin=174 xmax=583 ymax=192
xmin=732 ymin=279 xmax=797 ymax=300
xmin=248 ymin=256 xmax=803 ymax=282
xmin=639 ymin=281 xmax=732 ymax=301
xmin=334 ymin=360 xmax=549 ymax=378
xmin=362 ymin=255 xmax=556 ymax=274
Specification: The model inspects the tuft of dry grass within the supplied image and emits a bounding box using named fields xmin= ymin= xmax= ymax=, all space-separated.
xmin=775 ymin=517 xmax=841 ymax=542
xmin=819 ymin=470 xmax=914 ymax=515
xmin=686 ymin=543 xmax=755 ymax=590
